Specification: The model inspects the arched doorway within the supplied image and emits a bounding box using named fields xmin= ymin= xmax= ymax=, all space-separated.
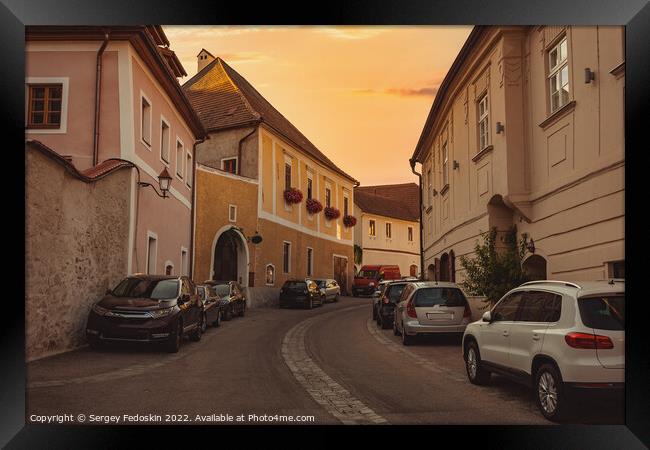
xmin=523 ymin=254 xmax=547 ymax=281
xmin=409 ymin=264 xmax=418 ymax=277
xmin=211 ymin=227 xmax=249 ymax=286
xmin=427 ymin=264 xmax=435 ymax=281
xmin=439 ymin=253 xmax=450 ymax=281
xmin=449 ymin=250 xmax=456 ymax=282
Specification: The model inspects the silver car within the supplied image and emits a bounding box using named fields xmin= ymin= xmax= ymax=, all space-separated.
xmin=311 ymin=278 xmax=341 ymax=303
xmin=393 ymin=281 xmax=472 ymax=345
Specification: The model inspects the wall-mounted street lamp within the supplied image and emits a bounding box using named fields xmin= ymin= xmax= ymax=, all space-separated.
xmin=453 ymin=160 xmax=460 ymax=170
xmin=584 ymin=68 xmax=596 ymax=84
xmin=138 ymin=167 xmax=173 ymax=198
xmin=526 ymin=236 xmax=536 ymax=254
xmin=496 ymin=122 xmax=505 ymax=134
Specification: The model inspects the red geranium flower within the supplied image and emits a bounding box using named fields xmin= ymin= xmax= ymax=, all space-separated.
xmin=343 ymin=215 xmax=357 ymax=227
xmin=283 ymin=187 xmax=303 ymax=204
xmin=324 ymin=206 xmax=341 ymax=220
xmin=306 ymin=198 xmax=323 ymax=214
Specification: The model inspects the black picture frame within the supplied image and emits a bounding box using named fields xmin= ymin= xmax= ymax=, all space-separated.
xmin=4 ymin=0 xmax=649 ymax=447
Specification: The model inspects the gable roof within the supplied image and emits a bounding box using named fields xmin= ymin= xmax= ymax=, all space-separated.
xmin=354 ymin=183 xmax=420 ymax=222
xmin=183 ymin=57 xmax=357 ymax=183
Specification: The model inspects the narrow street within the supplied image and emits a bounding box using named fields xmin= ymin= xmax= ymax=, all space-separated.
xmin=27 ymin=297 xmax=623 ymax=425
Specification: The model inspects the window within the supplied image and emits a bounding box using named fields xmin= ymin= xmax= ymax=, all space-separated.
xmin=265 ymin=264 xmax=275 ymax=285
xmin=165 ymin=264 xmax=173 ymax=275
xmin=492 ymin=292 xmax=523 ymax=321
xmin=442 ymin=142 xmax=449 ymax=187
xmin=413 ymin=287 xmax=467 ymax=307
xmin=369 ymin=219 xmax=376 ymax=236
xmin=283 ymin=242 xmax=291 ymax=273
xmin=181 ymin=248 xmax=188 ymax=276
xmin=141 ymin=95 xmax=151 ymax=146
xmin=385 ymin=222 xmax=392 ymax=239
xmin=518 ymin=291 xmax=562 ymax=322
xmin=325 ymin=188 xmax=331 ymax=207
xmin=307 ymin=177 xmax=313 ymax=199
xmin=408 ymin=226 xmax=414 ymax=242
xmin=427 ymin=168 xmax=432 ymax=206
xmin=222 ymin=158 xmax=237 ymax=174
xmin=548 ymin=36 xmax=570 ymax=113
xmin=578 ymin=295 xmax=625 ymax=331
xmin=344 ymin=196 xmax=349 ymax=216
xmin=229 ymin=204 xmax=237 ymax=222
xmin=477 ymin=94 xmax=489 ymax=151
xmin=160 ymin=119 xmax=170 ymax=163
xmin=284 ymin=162 xmax=292 ymax=190
xmin=186 ymin=153 xmax=193 ymax=186
xmin=27 ymin=84 xmax=62 ymax=128
xmin=307 ymin=247 xmax=313 ymax=277
xmin=146 ymin=233 xmax=157 ymax=275
xmin=176 ymin=140 xmax=184 ymax=178
xmin=608 ymin=260 xmax=625 ymax=279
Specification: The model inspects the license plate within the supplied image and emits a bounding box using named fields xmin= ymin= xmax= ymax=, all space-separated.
xmin=426 ymin=312 xmax=453 ymax=320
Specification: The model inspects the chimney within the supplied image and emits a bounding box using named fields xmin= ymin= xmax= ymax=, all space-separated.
xmin=197 ymin=48 xmax=215 ymax=73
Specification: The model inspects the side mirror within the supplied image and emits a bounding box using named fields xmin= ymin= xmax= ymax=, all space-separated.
xmin=372 ymin=291 xmax=380 ymax=298
xmin=482 ymin=311 xmax=492 ymax=323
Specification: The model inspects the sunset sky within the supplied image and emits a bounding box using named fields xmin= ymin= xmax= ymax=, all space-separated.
xmin=163 ymin=26 xmax=473 ymax=186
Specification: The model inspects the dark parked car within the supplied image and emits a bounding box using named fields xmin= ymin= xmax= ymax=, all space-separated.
xmin=204 ymin=280 xmax=246 ymax=320
xmin=196 ymin=284 xmax=223 ymax=332
xmin=372 ymin=281 xmax=409 ymax=329
xmin=86 ymin=274 xmax=203 ymax=353
xmin=311 ymin=278 xmax=341 ymax=303
xmin=279 ymin=279 xmax=322 ymax=309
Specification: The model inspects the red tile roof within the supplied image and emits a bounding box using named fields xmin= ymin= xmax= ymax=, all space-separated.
xmin=354 ymin=183 xmax=420 ymax=222
xmin=183 ymin=57 xmax=357 ymax=183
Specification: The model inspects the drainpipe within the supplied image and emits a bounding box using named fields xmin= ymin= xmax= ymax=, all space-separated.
xmin=237 ymin=127 xmax=257 ymax=176
xmin=92 ymin=30 xmax=110 ymax=166
xmin=410 ymin=158 xmax=425 ymax=280
xmin=189 ymin=136 xmax=207 ymax=279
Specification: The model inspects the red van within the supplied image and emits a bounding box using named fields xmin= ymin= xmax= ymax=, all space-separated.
xmin=352 ymin=265 xmax=401 ymax=297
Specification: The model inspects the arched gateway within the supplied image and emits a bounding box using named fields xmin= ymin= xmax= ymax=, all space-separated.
xmin=211 ymin=226 xmax=250 ymax=286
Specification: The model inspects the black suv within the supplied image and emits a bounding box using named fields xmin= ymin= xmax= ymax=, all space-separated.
xmin=279 ymin=279 xmax=322 ymax=309
xmin=372 ymin=281 xmax=409 ymax=329
xmin=86 ymin=274 xmax=203 ymax=353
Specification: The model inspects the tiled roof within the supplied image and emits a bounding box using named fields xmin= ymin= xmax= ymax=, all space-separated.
xmin=183 ymin=57 xmax=357 ymax=183
xmin=26 ymin=140 xmax=135 ymax=182
xmin=354 ymin=183 xmax=420 ymax=222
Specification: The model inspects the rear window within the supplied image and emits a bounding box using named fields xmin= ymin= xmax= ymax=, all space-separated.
xmin=386 ymin=284 xmax=407 ymax=303
xmin=412 ymin=287 xmax=467 ymax=307
xmin=284 ymin=281 xmax=307 ymax=290
xmin=578 ymin=295 xmax=625 ymax=331
xmin=357 ymin=270 xmax=378 ymax=279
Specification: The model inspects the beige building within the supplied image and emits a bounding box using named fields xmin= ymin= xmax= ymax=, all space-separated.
xmin=353 ymin=183 xmax=421 ymax=277
xmin=184 ymin=53 xmax=358 ymax=304
xmin=411 ymin=26 xmax=624 ymax=284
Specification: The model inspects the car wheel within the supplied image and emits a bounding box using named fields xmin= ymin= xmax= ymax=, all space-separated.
xmin=393 ymin=318 xmax=399 ymax=336
xmin=535 ymin=364 xmax=567 ymax=422
xmin=401 ymin=325 xmax=415 ymax=346
xmin=190 ymin=317 xmax=202 ymax=342
xmin=201 ymin=312 xmax=207 ymax=333
xmin=166 ymin=320 xmax=182 ymax=353
xmin=372 ymin=305 xmax=377 ymax=320
xmin=224 ymin=306 xmax=233 ymax=321
xmin=465 ymin=341 xmax=491 ymax=385
xmin=213 ymin=309 xmax=221 ymax=327
xmin=321 ymin=295 xmax=326 ymax=306
xmin=334 ymin=294 xmax=339 ymax=303
xmin=308 ymin=297 xmax=313 ymax=309
xmin=239 ymin=304 xmax=246 ymax=317
xmin=87 ymin=337 xmax=102 ymax=350
xmin=380 ymin=315 xmax=391 ymax=329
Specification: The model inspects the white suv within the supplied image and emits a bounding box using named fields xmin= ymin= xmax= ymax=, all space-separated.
xmin=462 ymin=280 xmax=624 ymax=421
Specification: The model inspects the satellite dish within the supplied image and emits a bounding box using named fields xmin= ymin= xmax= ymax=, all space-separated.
xmin=251 ymin=234 xmax=263 ymax=244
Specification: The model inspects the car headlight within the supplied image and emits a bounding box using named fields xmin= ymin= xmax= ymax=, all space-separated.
xmin=149 ymin=307 xmax=175 ymax=318
xmin=369 ymin=282 xmax=375 ymax=287
xmin=92 ymin=304 xmax=109 ymax=316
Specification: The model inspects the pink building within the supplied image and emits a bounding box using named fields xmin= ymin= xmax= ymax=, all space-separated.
xmin=25 ymin=26 xmax=207 ymax=277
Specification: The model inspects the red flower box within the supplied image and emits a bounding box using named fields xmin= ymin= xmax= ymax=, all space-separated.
xmin=343 ymin=215 xmax=357 ymax=227
xmin=306 ymin=198 xmax=323 ymax=214
xmin=283 ymin=187 xmax=303 ymax=204
xmin=324 ymin=206 xmax=341 ymax=220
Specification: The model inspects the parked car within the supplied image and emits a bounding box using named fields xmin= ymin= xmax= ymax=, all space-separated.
xmin=196 ymin=284 xmax=223 ymax=332
xmin=204 ymin=280 xmax=246 ymax=320
xmin=394 ymin=281 xmax=471 ymax=345
xmin=352 ymin=265 xmax=401 ymax=297
xmin=373 ymin=280 xmax=410 ymax=329
xmin=86 ymin=274 xmax=203 ymax=353
xmin=311 ymin=278 xmax=341 ymax=303
xmin=279 ymin=279 xmax=322 ymax=309
xmin=462 ymin=280 xmax=625 ymax=422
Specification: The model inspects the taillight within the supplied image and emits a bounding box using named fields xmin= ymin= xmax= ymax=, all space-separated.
xmin=406 ymin=300 xmax=417 ymax=318
xmin=565 ymin=332 xmax=614 ymax=349
xmin=382 ymin=297 xmax=390 ymax=304
xmin=463 ymin=303 xmax=471 ymax=319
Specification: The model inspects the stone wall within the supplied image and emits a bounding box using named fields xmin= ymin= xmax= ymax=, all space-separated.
xmin=195 ymin=127 xmax=259 ymax=179
xmin=25 ymin=149 xmax=131 ymax=361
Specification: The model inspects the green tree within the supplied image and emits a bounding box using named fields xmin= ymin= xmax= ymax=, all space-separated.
xmin=354 ymin=245 xmax=363 ymax=266
xmin=459 ymin=225 xmax=531 ymax=304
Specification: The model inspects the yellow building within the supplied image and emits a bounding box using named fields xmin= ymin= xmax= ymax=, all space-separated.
xmin=184 ymin=53 xmax=358 ymax=306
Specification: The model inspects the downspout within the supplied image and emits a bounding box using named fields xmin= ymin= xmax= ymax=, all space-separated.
xmin=237 ymin=127 xmax=257 ymax=176
xmin=92 ymin=30 xmax=110 ymax=166
xmin=189 ymin=136 xmax=207 ymax=279
xmin=410 ymin=158 xmax=425 ymax=280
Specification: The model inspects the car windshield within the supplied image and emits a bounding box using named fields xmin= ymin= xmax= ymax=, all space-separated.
xmin=413 ymin=287 xmax=467 ymax=307
xmin=111 ymin=278 xmax=179 ymax=300
xmin=357 ymin=270 xmax=378 ymax=279
xmin=212 ymin=284 xmax=230 ymax=297
xmin=285 ymin=281 xmax=307 ymax=290
xmin=315 ymin=280 xmax=327 ymax=288
xmin=578 ymin=295 xmax=624 ymax=331
xmin=386 ymin=284 xmax=407 ymax=303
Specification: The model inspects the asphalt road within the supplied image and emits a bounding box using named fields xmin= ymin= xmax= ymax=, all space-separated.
xmin=26 ymin=297 xmax=623 ymax=425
